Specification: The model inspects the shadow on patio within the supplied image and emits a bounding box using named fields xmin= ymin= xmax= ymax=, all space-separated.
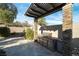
xmin=0 ymin=37 xmax=61 ymax=56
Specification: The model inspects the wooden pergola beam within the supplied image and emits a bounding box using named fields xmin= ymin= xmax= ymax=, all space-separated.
xmin=34 ymin=3 xmax=48 ymax=12
xmin=37 ymin=4 xmax=66 ymax=18
xmin=25 ymin=3 xmax=66 ymax=18
xmin=31 ymin=8 xmax=43 ymax=15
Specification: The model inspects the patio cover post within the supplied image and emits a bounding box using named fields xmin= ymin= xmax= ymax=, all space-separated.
xmin=41 ymin=29 xmax=43 ymax=34
xmin=62 ymin=3 xmax=72 ymax=56
xmin=34 ymin=18 xmax=38 ymax=40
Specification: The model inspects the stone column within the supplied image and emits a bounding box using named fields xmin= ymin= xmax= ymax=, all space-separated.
xmin=34 ymin=18 xmax=38 ymax=40
xmin=62 ymin=3 xmax=72 ymax=56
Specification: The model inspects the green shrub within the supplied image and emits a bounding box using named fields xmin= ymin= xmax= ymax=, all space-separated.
xmin=24 ymin=28 xmax=34 ymax=40
xmin=0 ymin=27 xmax=10 ymax=37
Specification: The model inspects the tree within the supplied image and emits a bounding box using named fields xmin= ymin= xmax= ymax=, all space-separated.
xmin=24 ymin=28 xmax=34 ymax=40
xmin=0 ymin=3 xmax=18 ymax=24
xmin=38 ymin=17 xmax=47 ymax=26
xmin=11 ymin=21 xmax=22 ymax=27
xmin=22 ymin=21 xmax=31 ymax=27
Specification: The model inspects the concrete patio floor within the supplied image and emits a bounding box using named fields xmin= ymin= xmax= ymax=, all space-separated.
xmin=0 ymin=37 xmax=61 ymax=56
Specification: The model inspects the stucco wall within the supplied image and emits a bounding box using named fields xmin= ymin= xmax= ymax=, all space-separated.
xmin=9 ymin=27 xmax=25 ymax=33
xmin=72 ymin=23 xmax=79 ymax=38
xmin=37 ymin=23 xmax=79 ymax=39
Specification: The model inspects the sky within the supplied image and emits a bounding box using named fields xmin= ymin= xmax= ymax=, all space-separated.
xmin=14 ymin=3 xmax=34 ymax=24
xmin=14 ymin=3 xmax=79 ymax=25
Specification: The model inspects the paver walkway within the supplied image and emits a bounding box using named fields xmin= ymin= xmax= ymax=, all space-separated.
xmin=0 ymin=37 xmax=61 ymax=56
